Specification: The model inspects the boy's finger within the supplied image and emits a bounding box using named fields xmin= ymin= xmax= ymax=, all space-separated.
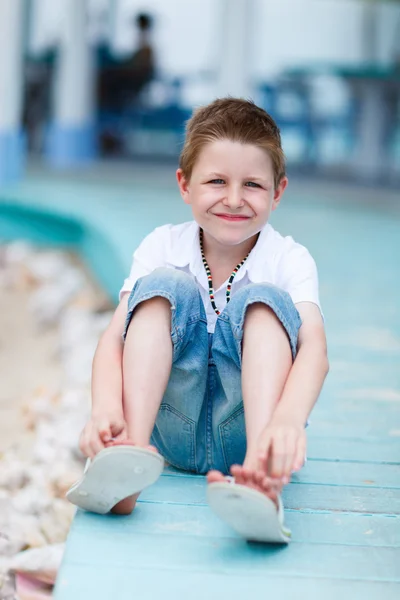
xmin=270 ymin=436 xmax=286 ymax=478
xmin=89 ymin=433 xmax=105 ymax=457
xmin=294 ymin=435 xmax=307 ymax=471
xmin=98 ymin=422 xmax=112 ymax=442
xmin=110 ymin=420 xmax=126 ymax=438
xmin=258 ymin=434 xmax=272 ymax=473
xmin=79 ymin=436 xmax=90 ymax=458
xmin=282 ymin=435 xmax=297 ymax=481
xmin=79 ymin=425 xmax=92 ymax=457
xmin=112 ymin=429 xmax=128 ymax=443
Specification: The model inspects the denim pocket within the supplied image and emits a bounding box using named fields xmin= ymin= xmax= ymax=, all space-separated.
xmin=219 ymin=405 xmax=246 ymax=473
xmin=151 ymin=404 xmax=196 ymax=472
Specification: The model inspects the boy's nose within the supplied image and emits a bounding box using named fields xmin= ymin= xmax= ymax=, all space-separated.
xmin=224 ymin=187 xmax=244 ymax=209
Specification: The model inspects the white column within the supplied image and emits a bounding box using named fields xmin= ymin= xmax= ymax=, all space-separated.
xmin=216 ymin=0 xmax=254 ymax=99
xmin=349 ymin=78 xmax=395 ymax=181
xmin=47 ymin=0 xmax=97 ymax=166
xmin=361 ymin=1 xmax=379 ymax=64
xmin=0 ymin=0 xmax=25 ymax=185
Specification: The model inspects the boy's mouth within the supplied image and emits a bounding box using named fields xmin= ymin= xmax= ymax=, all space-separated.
xmin=214 ymin=213 xmax=250 ymax=221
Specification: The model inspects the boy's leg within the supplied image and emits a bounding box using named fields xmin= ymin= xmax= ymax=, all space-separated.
xmin=122 ymin=296 xmax=173 ymax=446
xmin=113 ymin=268 xmax=208 ymax=513
xmin=241 ymin=301 xmax=293 ymax=469
xmin=209 ymin=283 xmax=301 ymax=502
xmin=111 ymin=295 xmax=172 ymax=514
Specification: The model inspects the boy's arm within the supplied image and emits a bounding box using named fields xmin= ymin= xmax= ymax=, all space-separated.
xmin=80 ymin=294 xmax=130 ymax=457
xmin=273 ymin=301 xmax=328 ymax=426
xmin=91 ymin=294 xmax=129 ymax=417
xmin=259 ymin=302 xmax=328 ymax=481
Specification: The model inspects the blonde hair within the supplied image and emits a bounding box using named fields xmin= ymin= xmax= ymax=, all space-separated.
xmin=179 ymin=98 xmax=286 ymax=188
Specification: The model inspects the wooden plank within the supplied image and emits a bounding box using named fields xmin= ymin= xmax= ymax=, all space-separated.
xmin=70 ymin=503 xmax=400 ymax=547
xmin=139 ymin=473 xmax=400 ymax=515
xmin=306 ymin=417 xmax=400 ymax=439
xmin=57 ymin=525 xmax=400 ymax=581
xmin=55 ymin=566 xmax=400 ymax=600
xmin=312 ymin=404 xmax=400 ymax=422
xmin=165 ymin=461 xmax=400 ymax=488
xmin=292 ymin=461 xmax=400 ymax=488
xmin=255 ymin=484 xmax=398 ymax=515
xmin=307 ymin=437 xmax=399 ymax=463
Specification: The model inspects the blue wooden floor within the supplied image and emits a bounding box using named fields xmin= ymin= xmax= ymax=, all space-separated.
xmin=1 ymin=164 xmax=399 ymax=599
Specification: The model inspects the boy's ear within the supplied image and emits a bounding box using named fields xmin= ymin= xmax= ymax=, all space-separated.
xmin=176 ymin=169 xmax=191 ymax=204
xmin=272 ymin=176 xmax=288 ymax=211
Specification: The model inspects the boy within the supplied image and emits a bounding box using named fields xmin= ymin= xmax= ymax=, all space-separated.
xmin=67 ymin=98 xmax=328 ymax=543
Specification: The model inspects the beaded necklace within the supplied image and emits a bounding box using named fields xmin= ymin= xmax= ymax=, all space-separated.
xmin=199 ymin=228 xmax=251 ymax=316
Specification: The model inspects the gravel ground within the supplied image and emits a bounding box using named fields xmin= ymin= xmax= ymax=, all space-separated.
xmin=0 ymin=242 xmax=113 ymax=599
xmin=0 ymin=284 xmax=62 ymax=454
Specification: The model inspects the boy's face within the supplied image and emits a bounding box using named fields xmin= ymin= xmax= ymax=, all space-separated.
xmin=177 ymin=139 xmax=287 ymax=248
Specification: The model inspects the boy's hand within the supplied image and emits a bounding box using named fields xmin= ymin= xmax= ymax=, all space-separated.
xmin=79 ymin=411 xmax=128 ymax=458
xmin=257 ymin=416 xmax=306 ymax=484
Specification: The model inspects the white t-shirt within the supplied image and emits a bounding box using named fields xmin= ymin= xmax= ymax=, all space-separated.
xmin=120 ymin=220 xmax=321 ymax=333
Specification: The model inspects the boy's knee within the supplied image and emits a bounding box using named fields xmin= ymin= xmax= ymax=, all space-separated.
xmin=228 ymin=283 xmax=292 ymax=311
xmin=139 ymin=268 xmax=198 ymax=297
xmin=224 ymin=283 xmax=300 ymax=343
xmin=124 ymin=269 xmax=202 ymax=340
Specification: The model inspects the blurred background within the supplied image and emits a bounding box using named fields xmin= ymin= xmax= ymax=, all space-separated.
xmin=0 ymin=2 xmax=400 ymax=598
xmin=0 ymin=0 xmax=400 ymax=183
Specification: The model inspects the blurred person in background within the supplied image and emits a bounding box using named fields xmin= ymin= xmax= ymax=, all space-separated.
xmin=97 ymin=12 xmax=155 ymax=154
xmin=98 ymin=12 xmax=155 ymax=113
xmin=23 ymin=46 xmax=56 ymax=153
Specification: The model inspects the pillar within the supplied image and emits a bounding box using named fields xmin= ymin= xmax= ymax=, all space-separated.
xmin=0 ymin=0 xmax=26 ymax=185
xmin=216 ymin=0 xmax=254 ymax=99
xmin=46 ymin=0 xmax=97 ymax=167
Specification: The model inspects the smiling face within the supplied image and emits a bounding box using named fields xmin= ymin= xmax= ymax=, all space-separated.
xmin=177 ymin=139 xmax=288 ymax=252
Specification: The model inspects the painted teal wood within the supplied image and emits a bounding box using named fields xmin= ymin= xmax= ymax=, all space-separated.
xmin=56 ymin=569 xmax=400 ymax=600
xmin=1 ymin=166 xmax=399 ymax=598
xmin=59 ymin=527 xmax=399 ymax=581
xmin=67 ymin=499 xmax=400 ymax=546
xmin=137 ymin=473 xmax=400 ymax=515
xmin=294 ymin=462 xmax=400 ymax=488
xmin=164 ymin=462 xmax=400 ymax=487
xmin=307 ymin=438 xmax=399 ymax=463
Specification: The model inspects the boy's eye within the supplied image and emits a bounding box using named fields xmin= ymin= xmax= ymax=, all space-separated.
xmin=245 ymin=181 xmax=261 ymax=188
xmin=208 ymin=179 xmax=261 ymax=187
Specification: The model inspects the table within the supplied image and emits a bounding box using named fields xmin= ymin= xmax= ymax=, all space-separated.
xmin=286 ymin=65 xmax=400 ymax=182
